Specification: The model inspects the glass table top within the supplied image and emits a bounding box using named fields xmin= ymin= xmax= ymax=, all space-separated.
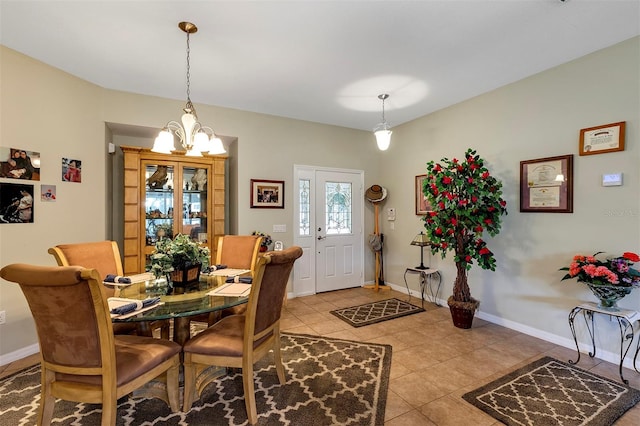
xmin=109 ymin=275 xmax=248 ymax=322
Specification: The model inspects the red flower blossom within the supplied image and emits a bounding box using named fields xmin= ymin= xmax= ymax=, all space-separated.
xmin=474 ymin=225 xmax=483 ymax=233
xmin=623 ymin=252 xmax=640 ymax=262
xmin=442 ymin=177 xmax=452 ymax=184
xmin=471 ymin=196 xmax=478 ymax=203
xmin=484 ymin=218 xmax=492 ymax=225
xmin=482 ymin=171 xmax=489 ymax=179
xmin=465 ymin=255 xmax=472 ymax=262
xmin=479 ymin=248 xmax=490 ymax=255
xmin=435 ymin=228 xmax=442 ymax=235
xmin=450 ymin=218 xmax=457 ymax=225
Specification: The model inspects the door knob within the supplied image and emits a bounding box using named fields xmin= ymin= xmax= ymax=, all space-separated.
xmin=317 ymin=235 xmax=326 ymax=240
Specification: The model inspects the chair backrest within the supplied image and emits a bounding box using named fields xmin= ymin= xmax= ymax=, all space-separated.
xmin=246 ymin=246 xmax=303 ymax=342
xmin=48 ymin=241 xmax=123 ymax=297
xmin=216 ymin=235 xmax=262 ymax=273
xmin=0 ymin=264 xmax=115 ymax=371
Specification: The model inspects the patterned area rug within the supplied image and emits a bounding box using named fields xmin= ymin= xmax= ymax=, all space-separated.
xmin=330 ymin=297 xmax=425 ymax=327
xmin=462 ymin=356 xmax=640 ymax=426
xmin=0 ymin=333 xmax=391 ymax=426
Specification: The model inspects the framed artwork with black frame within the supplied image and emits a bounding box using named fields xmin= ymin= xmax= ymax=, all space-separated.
xmin=250 ymin=179 xmax=284 ymax=209
xmin=0 ymin=182 xmax=34 ymax=223
xmin=415 ymin=174 xmax=432 ymax=215
xmin=520 ymin=154 xmax=573 ymax=213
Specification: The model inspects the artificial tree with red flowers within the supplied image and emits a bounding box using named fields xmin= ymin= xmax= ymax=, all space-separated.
xmin=422 ymin=148 xmax=507 ymax=307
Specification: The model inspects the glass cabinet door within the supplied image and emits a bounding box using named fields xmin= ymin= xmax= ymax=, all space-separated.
xmin=144 ymin=163 xmax=175 ymax=245
xmin=182 ymin=165 xmax=208 ymax=243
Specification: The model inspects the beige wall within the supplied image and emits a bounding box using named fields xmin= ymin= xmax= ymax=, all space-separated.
xmin=0 ymin=45 xmax=380 ymax=359
xmin=380 ymin=37 xmax=639 ymax=361
xmin=1 ymin=36 xmax=638 ymax=365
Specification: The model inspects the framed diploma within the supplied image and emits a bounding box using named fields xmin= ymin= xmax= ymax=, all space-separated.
xmin=579 ymin=121 xmax=625 ymax=156
xmin=520 ymin=155 xmax=573 ymax=213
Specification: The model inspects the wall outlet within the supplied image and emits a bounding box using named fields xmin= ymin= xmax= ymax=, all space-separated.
xmin=0 ymin=310 xmax=5 ymax=325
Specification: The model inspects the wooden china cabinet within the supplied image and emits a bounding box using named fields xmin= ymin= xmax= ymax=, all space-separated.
xmin=121 ymin=146 xmax=226 ymax=276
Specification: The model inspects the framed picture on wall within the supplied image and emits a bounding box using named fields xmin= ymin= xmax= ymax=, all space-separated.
xmin=415 ymin=174 xmax=432 ymax=215
xmin=251 ymin=179 xmax=284 ymax=208
xmin=579 ymin=121 xmax=625 ymax=156
xmin=520 ymin=154 xmax=573 ymax=213
xmin=0 ymin=182 xmax=34 ymax=223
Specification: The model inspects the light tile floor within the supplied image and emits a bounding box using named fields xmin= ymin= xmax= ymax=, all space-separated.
xmin=2 ymin=287 xmax=639 ymax=425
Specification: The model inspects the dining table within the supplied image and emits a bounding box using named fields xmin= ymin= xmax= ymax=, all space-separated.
xmin=109 ymin=270 xmax=250 ymax=346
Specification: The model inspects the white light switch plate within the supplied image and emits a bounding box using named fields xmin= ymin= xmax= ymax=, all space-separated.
xmin=273 ymin=224 xmax=287 ymax=233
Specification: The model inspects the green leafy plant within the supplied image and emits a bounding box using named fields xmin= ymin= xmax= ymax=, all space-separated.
xmin=422 ymin=148 xmax=507 ymax=306
xmin=150 ymin=233 xmax=210 ymax=278
xmin=251 ymin=231 xmax=272 ymax=249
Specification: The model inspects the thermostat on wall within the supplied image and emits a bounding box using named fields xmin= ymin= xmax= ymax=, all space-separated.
xmin=602 ymin=173 xmax=622 ymax=187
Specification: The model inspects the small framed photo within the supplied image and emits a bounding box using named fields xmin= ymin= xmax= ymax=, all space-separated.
xmin=579 ymin=121 xmax=625 ymax=156
xmin=62 ymin=158 xmax=82 ymax=183
xmin=0 ymin=182 xmax=34 ymax=223
xmin=415 ymin=174 xmax=432 ymax=215
xmin=520 ymin=154 xmax=573 ymax=213
xmin=251 ymin=179 xmax=284 ymax=209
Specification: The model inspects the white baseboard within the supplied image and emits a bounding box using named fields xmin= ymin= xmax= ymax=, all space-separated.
xmin=377 ymin=280 xmax=640 ymax=370
xmin=5 ymin=284 xmax=635 ymax=370
xmin=0 ymin=343 xmax=39 ymax=367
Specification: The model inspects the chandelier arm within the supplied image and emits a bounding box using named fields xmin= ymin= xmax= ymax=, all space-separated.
xmin=165 ymin=121 xmax=186 ymax=145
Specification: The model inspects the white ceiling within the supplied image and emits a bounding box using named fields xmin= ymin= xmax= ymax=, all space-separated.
xmin=1 ymin=1 xmax=639 ymax=132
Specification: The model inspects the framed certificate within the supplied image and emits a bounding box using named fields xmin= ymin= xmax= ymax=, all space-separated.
xmin=579 ymin=121 xmax=625 ymax=156
xmin=520 ymin=155 xmax=573 ymax=213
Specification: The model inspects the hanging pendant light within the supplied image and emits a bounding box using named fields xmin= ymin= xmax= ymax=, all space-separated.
xmin=152 ymin=22 xmax=226 ymax=157
xmin=373 ymin=94 xmax=392 ymax=151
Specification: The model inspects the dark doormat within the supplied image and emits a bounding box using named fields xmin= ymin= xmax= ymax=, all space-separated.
xmin=330 ymin=297 xmax=425 ymax=327
xmin=462 ymin=356 xmax=640 ymax=426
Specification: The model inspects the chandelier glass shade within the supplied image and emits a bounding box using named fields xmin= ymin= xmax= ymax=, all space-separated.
xmin=374 ymin=94 xmax=392 ymax=151
xmin=152 ymin=22 xmax=226 ymax=157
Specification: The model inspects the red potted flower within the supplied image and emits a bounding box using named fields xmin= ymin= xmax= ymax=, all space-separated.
xmin=422 ymin=148 xmax=507 ymax=328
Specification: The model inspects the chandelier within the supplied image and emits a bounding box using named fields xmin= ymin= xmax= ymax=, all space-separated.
xmin=373 ymin=94 xmax=392 ymax=151
xmin=152 ymin=22 xmax=226 ymax=157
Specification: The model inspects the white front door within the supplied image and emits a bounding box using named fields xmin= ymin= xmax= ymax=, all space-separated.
xmin=293 ymin=166 xmax=364 ymax=295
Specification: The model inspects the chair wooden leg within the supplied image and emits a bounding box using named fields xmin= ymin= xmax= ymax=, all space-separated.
xmin=273 ymin=336 xmax=286 ymax=384
xmin=39 ymin=369 xmax=55 ymax=426
xmin=242 ymin=360 xmax=258 ymax=424
xmin=166 ymin=361 xmax=180 ymax=412
xmin=182 ymin=356 xmax=196 ymax=411
xmin=102 ymin=383 xmax=117 ymax=426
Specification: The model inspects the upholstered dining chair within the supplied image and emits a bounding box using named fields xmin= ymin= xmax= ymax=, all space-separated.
xmin=48 ymin=241 xmax=170 ymax=338
xmin=192 ymin=234 xmax=263 ymax=326
xmin=0 ymin=263 xmax=181 ymax=426
xmin=182 ymin=246 xmax=303 ymax=424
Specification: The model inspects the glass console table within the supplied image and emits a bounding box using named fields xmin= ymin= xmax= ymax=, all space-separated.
xmin=568 ymin=302 xmax=640 ymax=384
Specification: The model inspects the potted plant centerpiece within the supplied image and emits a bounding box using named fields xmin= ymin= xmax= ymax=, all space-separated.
xmin=252 ymin=231 xmax=273 ymax=252
xmin=150 ymin=233 xmax=210 ymax=289
xmin=560 ymin=251 xmax=640 ymax=310
xmin=422 ymin=148 xmax=507 ymax=328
